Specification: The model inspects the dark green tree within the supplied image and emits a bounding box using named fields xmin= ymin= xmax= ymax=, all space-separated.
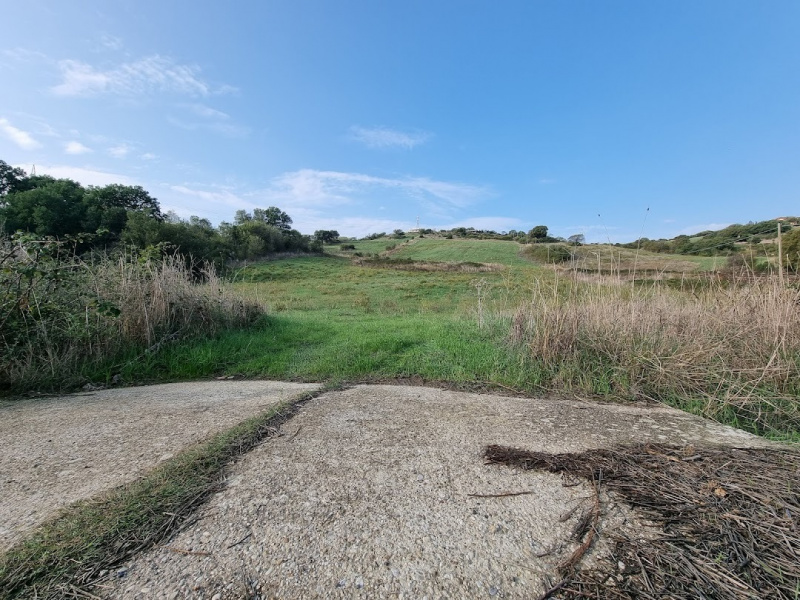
xmin=314 ymin=230 xmax=340 ymax=244
xmin=0 ymin=160 xmax=28 ymax=198
xmin=529 ymin=225 xmax=548 ymax=240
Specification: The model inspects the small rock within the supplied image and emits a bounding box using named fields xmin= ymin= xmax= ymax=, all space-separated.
xmin=116 ymin=567 xmax=128 ymax=578
xmin=211 ymin=594 xmax=222 ymax=600
xmin=489 ymin=586 xmax=499 ymax=596
xmin=355 ymin=576 xmax=364 ymax=589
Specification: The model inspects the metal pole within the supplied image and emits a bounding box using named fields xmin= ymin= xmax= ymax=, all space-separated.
xmin=778 ymin=222 xmax=784 ymax=286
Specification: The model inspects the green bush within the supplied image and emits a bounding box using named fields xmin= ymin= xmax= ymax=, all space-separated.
xmin=0 ymin=234 xmax=263 ymax=394
xmin=523 ymin=243 xmax=572 ymax=264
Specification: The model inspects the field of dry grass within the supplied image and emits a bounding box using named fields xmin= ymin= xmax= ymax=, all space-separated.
xmin=510 ymin=272 xmax=800 ymax=437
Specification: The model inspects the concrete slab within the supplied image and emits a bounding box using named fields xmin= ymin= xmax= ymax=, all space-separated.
xmin=105 ymin=384 xmax=774 ymax=599
xmin=0 ymin=381 xmax=321 ymax=551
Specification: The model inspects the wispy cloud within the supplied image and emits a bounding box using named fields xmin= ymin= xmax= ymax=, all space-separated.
xmin=350 ymin=126 xmax=431 ymax=149
xmin=183 ymin=103 xmax=230 ymax=120
xmin=170 ymin=185 xmax=253 ymax=211
xmin=1 ymin=48 xmax=48 ymax=64
xmin=108 ymin=143 xmax=131 ymax=158
xmin=51 ymin=55 xmax=235 ymax=97
xmin=64 ymin=141 xmax=92 ymax=155
xmin=0 ymin=117 xmax=41 ymax=150
xmin=141 ymin=152 xmax=157 ymax=160
xmin=259 ymin=169 xmax=488 ymax=213
xmin=538 ymin=178 xmax=557 ymax=184
xmin=167 ymin=103 xmax=248 ymax=137
xmin=167 ymin=116 xmax=249 ymax=138
xmin=100 ymin=35 xmax=123 ymax=51
xmin=32 ymin=165 xmax=135 ymax=187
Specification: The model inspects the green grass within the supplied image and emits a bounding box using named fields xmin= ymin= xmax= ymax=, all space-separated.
xmin=389 ymin=237 xmax=529 ymax=264
xmin=106 ymin=312 xmax=546 ymax=392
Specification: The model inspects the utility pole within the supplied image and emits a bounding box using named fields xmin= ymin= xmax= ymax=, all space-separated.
xmin=778 ymin=222 xmax=784 ymax=286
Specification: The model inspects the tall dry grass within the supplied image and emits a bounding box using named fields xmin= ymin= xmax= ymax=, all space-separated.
xmin=1 ymin=236 xmax=264 ymax=393
xmin=510 ymin=274 xmax=800 ymax=436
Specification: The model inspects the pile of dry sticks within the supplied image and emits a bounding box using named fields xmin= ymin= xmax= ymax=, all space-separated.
xmin=484 ymin=443 xmax=800 ymax=599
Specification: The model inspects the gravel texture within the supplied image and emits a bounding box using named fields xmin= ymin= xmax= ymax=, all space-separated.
xmin=102 ymin=384 xmax=772 ymax=599
xmin=0 ymin=380 xmax=321 ymax=551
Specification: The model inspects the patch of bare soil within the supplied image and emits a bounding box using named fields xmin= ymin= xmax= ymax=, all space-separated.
xmin=0 ymin=381 xmax=320 ymax=551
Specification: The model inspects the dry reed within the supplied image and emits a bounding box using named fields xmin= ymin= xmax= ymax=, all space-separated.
xmin=511 ymin=274 xmax=800 ymax=435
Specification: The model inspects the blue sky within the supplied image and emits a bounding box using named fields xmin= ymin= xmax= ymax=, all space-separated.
xmin=1 ymin=1 xmax=798 ymax=241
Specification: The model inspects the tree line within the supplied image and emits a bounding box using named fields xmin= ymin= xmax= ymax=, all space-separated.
xmin=0 ymin=160 xmax=322 ymax=265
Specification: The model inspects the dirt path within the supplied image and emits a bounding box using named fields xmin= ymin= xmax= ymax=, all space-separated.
xmin=0 ymin=381 xmax=320 ymax=551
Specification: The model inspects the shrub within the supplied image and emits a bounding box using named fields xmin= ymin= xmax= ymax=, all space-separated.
xmin=523 ymin=243 xmax=572 ymax=264
xmin=0 ymin=234 xmax=263 ymax=394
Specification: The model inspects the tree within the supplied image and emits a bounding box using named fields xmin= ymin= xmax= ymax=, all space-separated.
xmin=84 ymin=184 xmax=161 ymax=217
xmin=783 ymin=228 xmax=800 ymax=271
xmin=567 ymin=234 xmax=585 ymax=245
xmin=314 ymin=230 xmax=340 ymax=244
xmin=253 ymin=206 xmax=292 ymax=230
xmin=529 ymin=225 xmax=549 ymax=240
xmin=0 ymin=160 xmax=27 ymax=198
xmin=0 ymin=179 xmax=86 ymax=236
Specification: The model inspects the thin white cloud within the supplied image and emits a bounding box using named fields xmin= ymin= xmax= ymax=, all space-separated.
xmin=167 ymin=116 xmax=249 ymax=138
xmin=32 ymin=165 xmax=135 ymax=187
xmin=141 ymin=153 xmax=157 ymax=160
xmin=51 ymin=55 xmax=235 ymax=97
xmin=100 ymin=35 xmax=123 ymax=51
xmin=2 ymin=48 xmax=48 ymax=63
xmin=350 ymin=126 xmax=431 ymax=149
xmin=108 ymin=143 xmax=131 ymax=158
xmin=170 ymin=185 xmax=253 ymax=211
xmin=260 ymin=169 xmax=488 ymax=212
xmin=184 ymin=103 xmax=230 ymax=119
xmin=64 ymin=141 xmax=92 ymax=155
xmin=538 ymin=178 xmax=557 ymax=184
xmin=0 ymin=117 xmax=41 ymax=150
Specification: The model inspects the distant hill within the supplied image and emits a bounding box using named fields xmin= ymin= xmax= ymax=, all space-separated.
xmin=620 ymin=218 xmax=795 ymax=256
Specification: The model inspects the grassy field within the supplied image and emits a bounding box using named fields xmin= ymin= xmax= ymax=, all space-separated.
xmin=388 ymin=237 xmax=529 ymax=264
xmin=78 ymin=249 xmax=800 ymax=442
xmin=102 ymin=255 xmax=545 ymax=390
xmin=569 ymin=244 xmax=722 ymax=273
xmin=3 ymin=238 xmax=798 ymax=597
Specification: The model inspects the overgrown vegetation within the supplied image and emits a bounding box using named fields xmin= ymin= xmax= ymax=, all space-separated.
xmin=0 ymin=387 xmax=330 ymax=600
xmin=510 ymin=274 xmax=800 ymax=437
xmin=0 ymin=234 xmax=263 ymax=394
